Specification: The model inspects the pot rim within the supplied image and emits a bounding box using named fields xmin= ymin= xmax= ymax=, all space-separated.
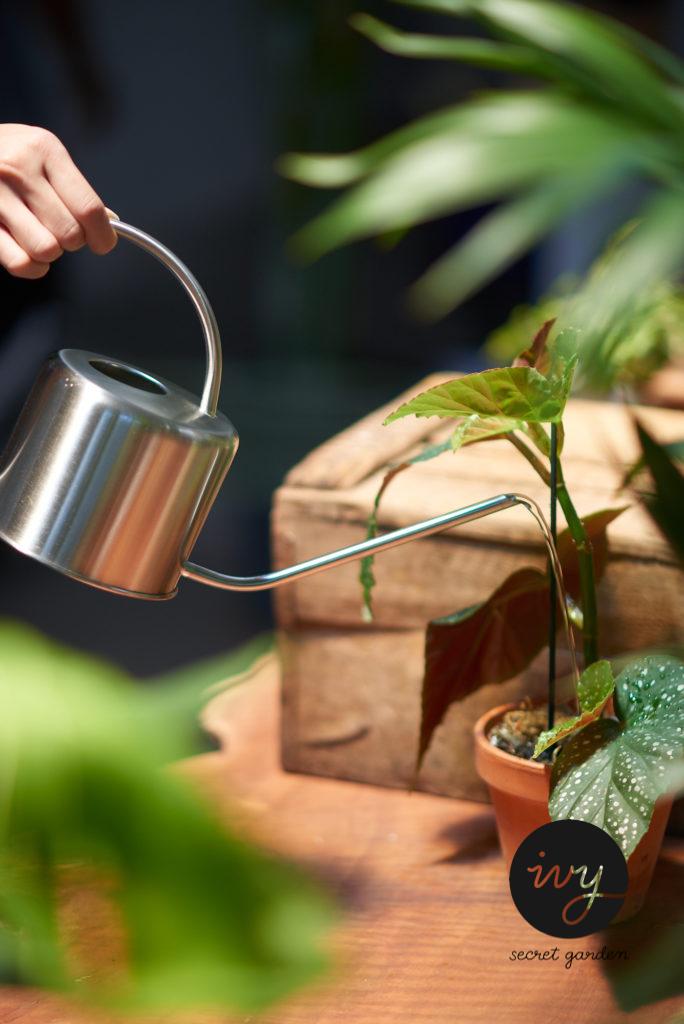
xmin=473 ymin=701 xmax=548 ymax=771
xmin=473 ymin=701 xmax=551 ymax=800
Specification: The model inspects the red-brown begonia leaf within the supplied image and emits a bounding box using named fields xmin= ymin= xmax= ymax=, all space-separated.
xmin=555 ymin=506 xmax=627 ymax=600
xmin=512 ymin=317 xmax=556 ymax=374
xmin=418 ymin=506 xmax=628 ymax=766
xmin=418 ymin=567 xmax=548 ymax=764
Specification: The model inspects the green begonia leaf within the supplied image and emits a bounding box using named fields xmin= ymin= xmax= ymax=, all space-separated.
xmin=533 ymin=660 xmax=614 ymax=757
xmin=450 ymin=413 xmax=521 ymax=450
xmin=385 ymin=364 xmax=575 ymax=426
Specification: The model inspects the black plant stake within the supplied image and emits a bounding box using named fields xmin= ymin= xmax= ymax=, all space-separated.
xmin=547 ymin=422 xmax=558 ymax=733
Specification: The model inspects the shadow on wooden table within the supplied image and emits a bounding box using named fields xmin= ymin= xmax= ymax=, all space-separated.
xmin=433 ymin=812 xmax=500 ymax=866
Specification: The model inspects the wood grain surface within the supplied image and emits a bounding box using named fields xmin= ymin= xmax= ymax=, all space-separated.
xmin=2 ymin=658 xmax=681 ymax=1024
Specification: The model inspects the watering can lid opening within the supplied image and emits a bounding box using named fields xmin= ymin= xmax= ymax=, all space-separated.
xmin=55 ymin=348 xmax=237 ymax=441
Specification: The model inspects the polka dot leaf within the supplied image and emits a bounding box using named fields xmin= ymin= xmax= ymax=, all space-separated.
xmin=549 ymin=655 xmax=684 ymax=858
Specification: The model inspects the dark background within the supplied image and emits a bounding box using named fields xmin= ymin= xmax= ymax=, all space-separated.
xmin=0 ymin=0 xmax=679 ymax=676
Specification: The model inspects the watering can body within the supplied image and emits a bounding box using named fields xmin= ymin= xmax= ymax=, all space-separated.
xmin=0 ymin=348 xmax=237 ymax=598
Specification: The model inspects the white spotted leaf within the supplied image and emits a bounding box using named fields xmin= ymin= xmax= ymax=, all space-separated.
xmin=549 ymin=655 xmax=684 ymax=858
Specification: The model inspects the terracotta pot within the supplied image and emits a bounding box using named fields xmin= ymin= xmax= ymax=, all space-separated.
xmin=474 ymin=702 xmax=672 ymax=922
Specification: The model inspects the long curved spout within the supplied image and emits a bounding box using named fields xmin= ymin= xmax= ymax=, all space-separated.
xmin=181 ymin=492 xmax=531 ymax=592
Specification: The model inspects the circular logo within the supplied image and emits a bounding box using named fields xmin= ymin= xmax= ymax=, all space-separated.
xmin=509 ymin=820 xmax=628 ymax=937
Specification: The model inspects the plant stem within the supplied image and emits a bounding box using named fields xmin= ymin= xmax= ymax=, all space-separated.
xmin=547 ymin=423 xmax=558 ymax=732
xmin=555 ymin=459 xmax=599 ymax=667
xmin=507 ymin=428 xmax=599 ymax=668
xmin=507 ymin=433 xmax=552 ymax=485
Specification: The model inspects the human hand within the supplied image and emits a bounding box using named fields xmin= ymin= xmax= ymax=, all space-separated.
xmin=0 ymin=123 xmax=116 ymax=280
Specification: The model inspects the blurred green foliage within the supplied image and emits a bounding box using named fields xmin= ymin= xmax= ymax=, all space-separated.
xmin=280 ymin=0 xmax=684 ymax=387
xmin=0 ymin=623 xmax=333 ymax=1014
xmin=610 ymin=923 xmax=684 ymax=1012
xmin=486 ymin=231 xmax=684 ymax=393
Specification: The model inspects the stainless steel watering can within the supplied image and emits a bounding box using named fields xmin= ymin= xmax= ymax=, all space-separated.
xmin=0 ymin=219 xmax=529 ymax=600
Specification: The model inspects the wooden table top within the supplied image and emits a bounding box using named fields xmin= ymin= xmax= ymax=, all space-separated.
xmin=1 ymin=656 xmax=683 ymax=1024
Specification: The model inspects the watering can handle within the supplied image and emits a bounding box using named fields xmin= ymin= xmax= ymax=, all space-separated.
xmin=108 ymin=217 xmax=222 ymax=416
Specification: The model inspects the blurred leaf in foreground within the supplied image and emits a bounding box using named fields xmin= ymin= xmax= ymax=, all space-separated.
xmin=138 ymin=633 xmax=274 ymax=752
xmin=607 ymin=923 xmax=684 ymax=1012
xmin=0 ymin=622 xmax=332 ymax=1014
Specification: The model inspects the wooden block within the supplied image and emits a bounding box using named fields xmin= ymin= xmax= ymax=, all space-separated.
xmin=279 ymin=629 xmax=567 ymax=801
xmin=273 ymin=378 xmax=684 ymax=799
